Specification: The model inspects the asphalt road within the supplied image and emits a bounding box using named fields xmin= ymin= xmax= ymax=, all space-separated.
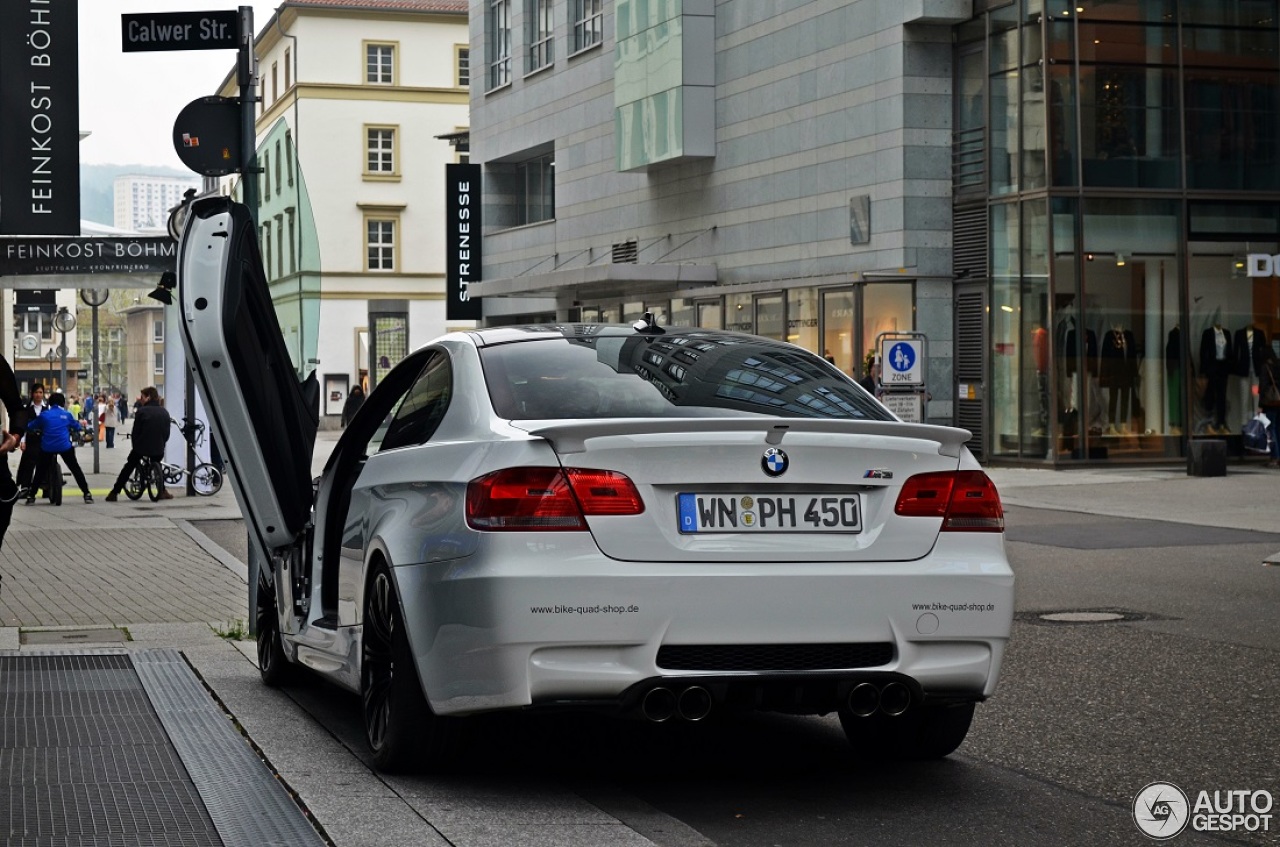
xmin=191 ymin=503 xmax=1280 ymax=846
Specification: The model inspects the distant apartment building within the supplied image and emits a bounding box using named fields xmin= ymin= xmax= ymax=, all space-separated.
xmin=113 ymin=174 xmax=200 ymax=232
xmin=219 ymin=0 xmax=470 ymax=426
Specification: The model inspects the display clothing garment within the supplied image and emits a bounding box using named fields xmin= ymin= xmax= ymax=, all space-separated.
xmin=1031 ymin=327 xmax=1049 ymax=374
xmin=1259 ymin=359 xmax=1280 ymax=460
xmin=1199 ymin=326 xmax=1234 ymax=428
xmin=1232 ymin=326 xmax=1269 ymax=378
xmin=1061 ymin=322 xmax=1098 ymax=377
xmin=1099 ymin=328 xmax=1139 ymax=388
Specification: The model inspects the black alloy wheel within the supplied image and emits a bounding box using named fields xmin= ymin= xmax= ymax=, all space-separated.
xmin=255 ymin=569 xmax=294 ymax=686
xmin=361 ymin=563 xmax=455 ymax=772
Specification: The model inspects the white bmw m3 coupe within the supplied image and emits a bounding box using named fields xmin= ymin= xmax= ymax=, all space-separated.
xmin=176 ymin=196 xmax=1013 ymax=772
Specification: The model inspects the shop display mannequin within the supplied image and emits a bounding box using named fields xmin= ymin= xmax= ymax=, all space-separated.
xmin=1199 ymin=322 xmax=1233 ymax=434
xmin=1032 ymin=323 xmax=1049 ymax=432
xmin=1233 ymin=324 xmax=1269 ymax=433
xmin=1100 ymin=323 xmax=1139 ymax=434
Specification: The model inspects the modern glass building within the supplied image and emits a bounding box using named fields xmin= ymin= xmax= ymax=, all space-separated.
xmin=957 ymin=0 xmax=1279 ymax=462
xmin=466 ymin=0 xmax=1280 ymax=465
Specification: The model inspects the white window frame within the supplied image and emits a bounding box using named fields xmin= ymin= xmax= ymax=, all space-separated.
xmin=364 ymin=125 xmax=399 ymax=179
xmin=154 ymin=351 xmax=165 ymax=375
xmin=364 ymin=42 xmax=396 ymax=85
xmin=152 ymin=320 xmax=164 ymax=343
xmin=456 ymin=45 xmax=470 ymax=88
xmin=364 ymin=216 xmax=398 ymax=272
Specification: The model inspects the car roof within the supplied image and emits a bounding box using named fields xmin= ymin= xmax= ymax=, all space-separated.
xmin=468 ymin=324 xmax=761 ymax=347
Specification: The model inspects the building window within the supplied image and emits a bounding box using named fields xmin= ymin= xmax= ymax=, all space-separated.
xmin=272 ymin=61 xmax=278 ymax=102
xmin=287 ymin=208 xmax=296 ymax=274
xmin=365 ymin=126 xmax=398 ymax=177
xmin=275 ymin=214 xmax=284 ymax=277
xmin=154 ymin=352 xmax=164 ymax=375
xmin=284 ymin=48 xmax=291 ymax=90
xmin=274 ymin=139 xmax=282 ymax=194
xmin=285 ymin=130 xmax=295 ymax=186
xmin=153 ymin=320 xmax=164 ymax=343
xmin=263 ymin=222 xmax=272 ymax=276
xmin=366 ymin=218 xmax=397 ymax=271
xmin=528 ymin=0 xmax=553 ymax=72
xmin=488 ymin=0 xmax=511 ymax=89
xmin=262 ymin=149 xmax=270 ymax=200
xmin=366 ymin=43 xmax=395 ymax=85
xmin=456 ymin=46 xmax=470 ymax=87
xmin=573 ymin=0 xmax=603 ymax=53
xmin=490 ymin=148 xmax=555 ymax=227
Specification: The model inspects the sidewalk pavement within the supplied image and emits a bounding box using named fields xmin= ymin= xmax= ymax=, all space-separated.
xmin=4 ymin=431 xmax=1279 ymax=846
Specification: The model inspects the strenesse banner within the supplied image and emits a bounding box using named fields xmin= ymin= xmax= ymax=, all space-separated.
xmin=445 ymin=163 xmax=483 ymax=321
xmin=0 ymin=0 xmax=80 ymax=235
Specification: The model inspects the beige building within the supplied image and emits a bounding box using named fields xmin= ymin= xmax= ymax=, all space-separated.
xmin=121 ymin=303 xmax=166 ymax=401
xmin=218 ymin=0 xmax=471 ymax=425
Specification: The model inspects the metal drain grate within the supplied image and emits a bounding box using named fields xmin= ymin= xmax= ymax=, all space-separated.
xmin=132 ymin=649 xmax=327 ymax=847
xmin=2 ymin=650 xmax=326 ymax=847
xmin=0 ymin=652 xmax=223 ymax=847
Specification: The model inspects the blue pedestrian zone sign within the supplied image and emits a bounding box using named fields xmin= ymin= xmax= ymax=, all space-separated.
xmin=880 ymin=338 xmax=923 ymax=386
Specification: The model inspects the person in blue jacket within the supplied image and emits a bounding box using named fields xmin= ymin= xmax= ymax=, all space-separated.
xmin=25 ymin=392 xmax=93 ymax=505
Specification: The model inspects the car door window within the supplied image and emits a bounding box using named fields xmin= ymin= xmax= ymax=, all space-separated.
xmin=377 ymin=354 xmax=451 ymax=452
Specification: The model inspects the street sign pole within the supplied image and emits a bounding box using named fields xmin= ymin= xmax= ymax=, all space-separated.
xmin=238 ymin=6 xmax=259 ymax=226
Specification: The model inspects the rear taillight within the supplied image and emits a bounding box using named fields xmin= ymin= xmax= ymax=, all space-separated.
xmin=894 ymin=470 xmax=1004 ymax=532
xmin=466 ymin=467 xmax=644 ymax=531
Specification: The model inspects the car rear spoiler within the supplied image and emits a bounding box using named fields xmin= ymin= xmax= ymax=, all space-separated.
xmin=519 ymin=418 xmax=973 ymax=457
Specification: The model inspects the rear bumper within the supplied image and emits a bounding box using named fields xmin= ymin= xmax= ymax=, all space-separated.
xmin=393 ymin=532 xmax=1013 ymax=716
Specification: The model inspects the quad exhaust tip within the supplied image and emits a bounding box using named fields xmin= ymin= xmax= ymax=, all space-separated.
xmin=642 ymin=686 xmax=714 ymax=722
xmin=846 ymin=681 xmax=913 ymax=717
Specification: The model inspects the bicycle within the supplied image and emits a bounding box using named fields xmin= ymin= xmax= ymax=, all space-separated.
xmin=161 ymin=458 xmax=223 ymax=496
xmin=123 ymin=455 xmax=166 ymax=502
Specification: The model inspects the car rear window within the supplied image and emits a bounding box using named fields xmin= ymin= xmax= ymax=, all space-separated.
xmin=479 ymin=329 xmax=892 ymax=421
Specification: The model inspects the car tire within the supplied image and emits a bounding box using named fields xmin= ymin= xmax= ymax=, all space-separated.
xmin=840 ymin=701 xmax=975 ymax=760
xmin=361 ymin=562 xmax=456 ymax=772
xmin=255 ymin=569 xmax=296 ymax=687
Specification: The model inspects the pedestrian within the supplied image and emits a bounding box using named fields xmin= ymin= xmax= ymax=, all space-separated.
xmin=341 ymin=384 xmax=365 ymax=427
xmin=15 ymin=384 xmax=47 ymax=499
xmin=24 ymin=392 xmax=94 ymax=504
xmin=68 ymin=395 xmax=81 ymax=421
xmin=105 ymin=386 xmax=172 ymax=502
xmin=0 ymin=355 xmax=26 ymax=553
xmin=116 ymin=392 xmax=127 ymax=423
xmin=100 ymin=393 xmax=118 ymax=448
xmin=1259 ymin=351 xmax=1280 ymax=468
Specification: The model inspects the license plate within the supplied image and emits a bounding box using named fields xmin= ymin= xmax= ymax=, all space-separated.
xmin=677 ymin=493 xmax=862 ymax=533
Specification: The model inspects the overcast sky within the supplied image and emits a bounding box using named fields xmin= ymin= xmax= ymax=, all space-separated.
xmin=79 ymin=0 xmax=281 ymax=170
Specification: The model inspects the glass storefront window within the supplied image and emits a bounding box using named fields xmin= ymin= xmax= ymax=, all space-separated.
xmin=787 ymin=288 xmax=819 ymax=355
xmin=991 ymin=71 xmax=1020 ymax=195
xmin=623 ymin=301 xmax=645 ymax=322
xmin=724 ymin=293 xmax=752 ymax=332
xmin=1078 ymin=65 xmax=1179 ymax=188
xmin=1184 ymin=69 xmax=1280 ymax=191
xmin=670 ymin=298 xmax=695 ymax=327
xmin=822 ymin=289 xmax=856 ymax=378
xmin=863 ymin=284 xmax=914 ymax=373
xmin=1081 ymin=198 xmax=1180 ymax=453
xmin=755 ymin=294 xmax=785 ymax=341
xmin=1020 ymin=200 xmax=1049 ymax=457
xmin=1048 ymin=64 xmax=1078 ymax=185
xmin=1051 ymin=197 xmax=1082 ymax=457
xmin=697 ymin=301 xmax=722 ymax=329
xmin=991 ymin=202 xmax=1020 ymax=457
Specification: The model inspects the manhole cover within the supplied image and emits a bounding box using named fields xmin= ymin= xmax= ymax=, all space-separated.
xmin=1040 ymin=611 xmax=1126 ymax=623
xmin=20 ymin=627 xmax=130 ymax=645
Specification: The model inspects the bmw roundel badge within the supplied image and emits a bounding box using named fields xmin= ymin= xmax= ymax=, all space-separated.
xmin=762 ymin=447 xmax=789 ymax=477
